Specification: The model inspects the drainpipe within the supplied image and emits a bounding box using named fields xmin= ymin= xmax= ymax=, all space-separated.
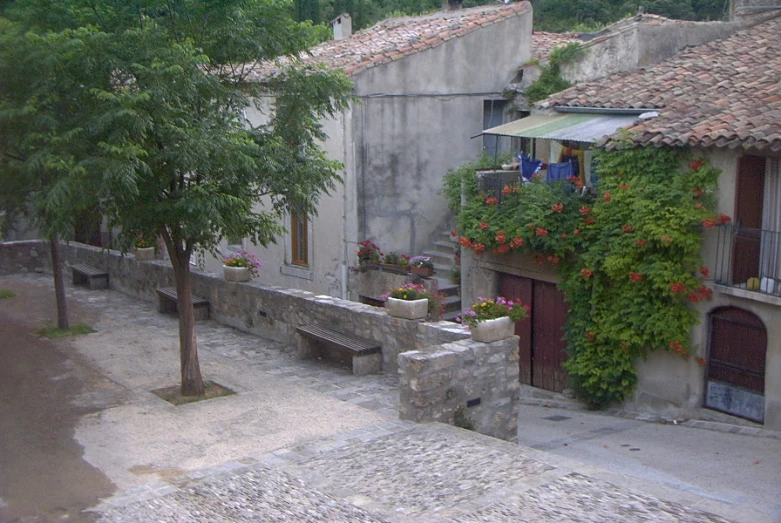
xmin=341 ymin=108 xmax=350 ymax=300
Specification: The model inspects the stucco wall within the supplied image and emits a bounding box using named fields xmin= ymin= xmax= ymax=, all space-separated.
xmin=350 ymin=8 xmax=533 ymax=260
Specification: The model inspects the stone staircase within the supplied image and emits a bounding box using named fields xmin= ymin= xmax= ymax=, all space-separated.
xmin=420 ymin=231 xmax=461 ymax=322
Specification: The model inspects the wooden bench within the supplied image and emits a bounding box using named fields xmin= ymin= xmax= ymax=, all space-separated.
xmin=296 ymin=324 xmax=381 ymax=376
xmin=71 ymin=264 xmax=109 ymax=290
xmin=155 ymin=287 xmax=210 ymax=321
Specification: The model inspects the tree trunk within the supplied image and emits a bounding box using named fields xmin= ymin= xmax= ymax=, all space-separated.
xmin=50 ymin=234 xmax=69 ymax=330
xmin=171 ymin=250 xmax=204 ymax=397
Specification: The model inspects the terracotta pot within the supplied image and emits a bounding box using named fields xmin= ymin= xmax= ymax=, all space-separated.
xmin=470 ymin=316 xmax=514 ymax=343
xmin=134 ymin=247 xmax=155 ymax=261
xmin=223 ymin=265 xmax=251 ymax=282
xmin=411 ymin=266 xmax=434 ymax=277
xmin=385 ymin=297 xmax=428 ymax=320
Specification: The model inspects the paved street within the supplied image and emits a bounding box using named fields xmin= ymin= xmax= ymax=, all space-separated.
xmin=0 ymin=273 xmax=778 ymax=522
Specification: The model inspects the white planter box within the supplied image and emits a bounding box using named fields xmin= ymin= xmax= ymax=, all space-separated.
xmin=134 ymin=247 xmax=155 ymax=261
xmin=223 ymin=265 xmax=251 ymax=282
xmin=385 ymin=297 xmax=428 ymax=320
xmin=470 ymin=316 xmax=514 ymax=343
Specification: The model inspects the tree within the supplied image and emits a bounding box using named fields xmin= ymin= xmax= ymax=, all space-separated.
xmin=1 ymin=0 xmax=352 ymax=396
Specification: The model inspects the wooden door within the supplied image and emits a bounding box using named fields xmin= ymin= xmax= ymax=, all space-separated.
xmin=732 ymin=156 xmax=765 ymax=284
xmin=705 ymin=307 xmax=766 ymax=423
xmin=499 ymin=274 xmax=568 ymax=392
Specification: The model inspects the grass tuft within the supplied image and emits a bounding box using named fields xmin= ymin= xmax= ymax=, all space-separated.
xmin=0 ymin=288 xmax=15 ymax=299
xmin=151 ymin=381 xmax=235 ymax=405
xmin=38 ymin=323 xmax=96 ymax=338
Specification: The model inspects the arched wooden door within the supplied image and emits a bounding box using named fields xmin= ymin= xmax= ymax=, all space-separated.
xmin=705 ymin=307 xmax=767 ymax=423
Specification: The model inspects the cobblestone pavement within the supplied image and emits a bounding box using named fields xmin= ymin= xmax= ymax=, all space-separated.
xmin=1 ymin=274 xmax=774 ymax=523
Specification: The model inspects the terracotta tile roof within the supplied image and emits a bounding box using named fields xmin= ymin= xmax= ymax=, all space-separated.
xmin=248 ymin=2 xmax=531 ymax=79
xmin=544 ymin=16 xmax=781 ymax=152
xmin=531 ymin=31 xmax=580 ymax=61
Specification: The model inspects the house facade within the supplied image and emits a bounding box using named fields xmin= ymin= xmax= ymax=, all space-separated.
xmin=465 ymin=14 xmax=781 ymax=429
xmin=202 ymin=2 xmax=534 ymax=299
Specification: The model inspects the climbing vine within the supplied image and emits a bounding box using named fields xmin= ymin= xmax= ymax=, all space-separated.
xmin=452 ymin=139 xmax=726 ymax=408
xmin=525 ymin=42 xmax=585 ymax=103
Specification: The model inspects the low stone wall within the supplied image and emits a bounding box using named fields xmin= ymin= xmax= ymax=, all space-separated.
xmin=399 ymin=336 xmax=520 ymax=441
xmin=2 ymin=240 xmax=522 ymax=440
xmin=0 ymin=240 xmax=51 ymax=275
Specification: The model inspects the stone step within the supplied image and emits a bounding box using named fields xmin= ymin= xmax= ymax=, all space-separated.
xmin=422 ymin=250 xmax=453 ymax=266
xmin=431 ymin=239 xmax=457 ymax=252
xmin=441 ymin=295 xmax=462 ymax=314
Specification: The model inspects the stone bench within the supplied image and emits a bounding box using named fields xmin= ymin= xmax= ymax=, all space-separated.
xmin=296 ymin=324 xmax=381 ymax=375
xmin=71 ymin=263 xmax=109 ymax=290
xmin=155 ymin=287 xmax=210 ymax=321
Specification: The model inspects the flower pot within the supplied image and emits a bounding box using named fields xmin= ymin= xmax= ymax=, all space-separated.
xmin=411 ymin=266 xmax=434 ymax=278
xmin=470 ymin=316 xmax=514 ymax=343
xmin=385 ymin=297 xmax=428 ymax=320
xmin=223 ymin=265 xmax=251 ymax=282
xmin=134 ymin=247 xmax=155 ymax=261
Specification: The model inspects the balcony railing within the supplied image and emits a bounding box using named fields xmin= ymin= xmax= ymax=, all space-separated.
xmin=713 ymin=224 xmax=781 ymax=296
xmin=477 ymin=170 xmax=521 ymax=203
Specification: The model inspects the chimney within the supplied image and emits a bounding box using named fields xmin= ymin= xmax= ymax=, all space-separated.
xmin=442 ymin=0 xmax=462 ymax=10
xmin=332 ymin=13 xmax=352 ymax=40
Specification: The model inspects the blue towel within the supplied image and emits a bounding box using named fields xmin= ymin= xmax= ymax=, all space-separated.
xmin=519 ymin=153 xmax=542 ymax=180
xmin=547 ymin=161 xmax=574 ymax=182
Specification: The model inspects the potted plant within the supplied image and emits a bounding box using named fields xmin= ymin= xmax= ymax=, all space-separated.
xmin=223 ymin=251 xmax=262 ymax=282
xmin=382 ymin=283 xmax=441 ymax=320
xmin=134 ymin=235 xmax=156 ymax=261
xmin=381 ymin=252 xmax=411 ymax=271
xmin=409 ymin=256 xmax=434 ymax=277
xmin=460 ymin=296 xmax=528 ymax=343
xmin=357 ymin=240 xmax=382 ymax=270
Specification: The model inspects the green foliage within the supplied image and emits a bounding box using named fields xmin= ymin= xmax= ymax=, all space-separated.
xmin=441 ymin=152 xmax=511 ymax=214
xmin=0 ymin=289 xmax=16 ymax=299
xmin=38 ymin=323 xmax=96 ymax=338
xmin=453 ymin=405 xmax=475 ymax=431
xmin=455 ymin=144 xmax=722 ymax=407
xmin=526 ymin=42 xmax=584 ymax=103
xmin=533 ymin=0 xmax=729 ymax=32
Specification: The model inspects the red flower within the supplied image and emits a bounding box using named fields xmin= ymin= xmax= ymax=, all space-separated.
xmin=497 ymin=245 xmax=510 ymax=254
xmin=581 ymin=268 xmax=593 ymax=279
xmin=496 ymin=231 xmax=506 ymax=244
xmin=585 ymin=331 xmax=596 ymax=341
xmin=696 ymin=357 xmax=707 ymax=367
xmin=479 ymin=222 xmax=489 ymax=230
xmin=660 ymin=235 xmax=674 ymax=244
xmin=527 ymin=223 xmax=537 ymax=230
xmin=670 ymin=282 xmax=686 ymax=294
xmin=547 ymin=255 xmax=560 ymax=264
xmin=535 ymin=255 xmax=545 ymax=265
xmin=692 ymin=187 xmax=703 ymax=197
xmin=619 ymin=183 xmax=630 ymax=190
xmin=536 ymin=227 xmax=549 ymax=236
xmin=694 ymin=203 xmax=703 ymax=209
xmin=687 ymin=292 xmax=702 ymax=303
xmin=459 ymin=236 xmax=472 ymax=247
xmin=502 ymin=185 xmax=512 ymax=195
xmin=668 ymin=340 xmax=685 ymax=354
xmin=510 ymin=236 xmax=524 ymax=248
xmin=474 ymin=243 xmax=486 ymax=254
xmin=485 ymin=196 xmax=499 ymax=205
xmin=697 ymin=285 xmax=713 ymax=301
xmin=560 ymin=233 xmax=568 ymax=239
xmin=699 ymin=266 xmax=710 ymax=277
xmin=573 ymin=229 xmax=581 ymax=236
xmin=568 ymin=175 xmax=583 ymax=189
xmin=580 ymin=206 xmax=591 ymax=216
xmin=689 ymin=160 xmax=704 ymax=171
xmin=603 ymin=192 xmax=612 ymax=202
xmin=584 ymin=216 xmax=595 ymax=226
xmin=635 ymin=239 xmax=647 ymax=246
xmin=718 ymin=214 xmax=732 ymax=224
xmin=551 ymin=202 xmax=564 ymax=213
xmin=622 ymin=224 xmax=634 ymax=233
xmin=702 ymin=219 xmax=716 ymax=228
xmin=629 ymin=272 xmax=643 ymax=282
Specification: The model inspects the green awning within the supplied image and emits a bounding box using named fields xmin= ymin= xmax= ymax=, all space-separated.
xmin=481 ymin=113 xmax=639 ymax=143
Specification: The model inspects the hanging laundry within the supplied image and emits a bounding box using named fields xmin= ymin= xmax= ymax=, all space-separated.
xmin=547 ymin=162 xmax=574 ymax=182
xmin=519 ymin=153 xmax=542 ymax=181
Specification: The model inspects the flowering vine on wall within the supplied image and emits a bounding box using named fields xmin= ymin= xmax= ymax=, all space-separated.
xmin=454 ymin=140 xmax=725 ymax=408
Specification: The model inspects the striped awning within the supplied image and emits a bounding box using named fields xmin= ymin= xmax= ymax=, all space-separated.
xmin=481 ymin=113 xmax=639 ymax=143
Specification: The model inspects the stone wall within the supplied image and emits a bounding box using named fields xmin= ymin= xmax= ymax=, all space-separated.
xmin=399 ymin=336 xmax=520 ymax=441
xmin=0 ymin=240 xmax=51 ymax=275
xmin=2 ymin=240 xmax=525 ymax=439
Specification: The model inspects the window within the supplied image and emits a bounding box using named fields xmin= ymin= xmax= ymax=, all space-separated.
xmin=483 ymin=99 xmax=507 ymax=153
xmin=291 ymin=211 xmax=309 ymax=267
